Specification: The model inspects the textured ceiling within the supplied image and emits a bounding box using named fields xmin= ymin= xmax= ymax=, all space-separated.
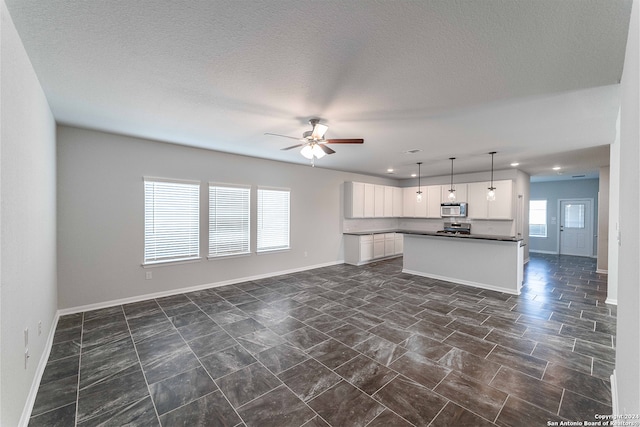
xmin=4 ymin=0 xmax=632 ymax=179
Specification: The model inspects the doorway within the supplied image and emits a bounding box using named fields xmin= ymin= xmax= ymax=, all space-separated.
xmin=559 ymin=199 xmax=594 ymax=257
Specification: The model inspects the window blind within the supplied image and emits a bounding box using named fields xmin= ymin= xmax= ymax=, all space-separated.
xmin=209 ymin=185 xmax=250 ymax=257
xmin=257 ymin=188 xmax=290 ymax=252
xmin=144 ymin=179 xmax=200 ymax=264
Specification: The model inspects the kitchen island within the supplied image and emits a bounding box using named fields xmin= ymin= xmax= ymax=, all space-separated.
xmin=401 ymin=231 xmax=524 ymax=295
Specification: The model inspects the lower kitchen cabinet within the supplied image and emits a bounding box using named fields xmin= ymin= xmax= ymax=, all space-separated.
xmin=344 ymin=233 xmax=403 ymax=266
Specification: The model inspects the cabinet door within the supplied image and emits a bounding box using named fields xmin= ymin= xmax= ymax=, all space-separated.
xmin=347 ymin=182 xmax=364 ymax=218
xmin=488 ymin=180 xmax=513 ymax=219
xmin=374 ymin=185 xmax=385 ymax=217
xmin=392 ymin=187 xmax=403 ymax=217
xmin=364 ymin=184 xmax=375 ymax=217
xmin=414 ymin=187 xmax=428 ymax=217
xmin=360 ymin=240 xmax=373 ymax=261
xmin=384 ymin=186 xmax=394 ymax=217
xmin=394 ymin=234 xmax=403 ymax=254
xmin=403 ymin=187 xmax=416 ymax=217
xmin=442 ymin=183 xmax=468 ymax=203
xmin=384 ymin=237 xmax=395 ymax=256
xmin=373 ymin=234 xmax=385 ymax=258
xmin=467 ymin=181 xmax=489 ymax=219
xmin=427 ymin=186 xmax=441 ymax=218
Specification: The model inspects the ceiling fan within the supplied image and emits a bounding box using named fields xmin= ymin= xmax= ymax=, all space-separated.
xmin=265 ymin=119 xmax=364 ymax=163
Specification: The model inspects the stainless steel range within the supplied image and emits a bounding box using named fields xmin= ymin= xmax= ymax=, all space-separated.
xmin=437 ymin=222 xmax=471 ymax=235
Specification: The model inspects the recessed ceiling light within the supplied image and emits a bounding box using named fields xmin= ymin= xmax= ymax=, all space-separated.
xmin=411 ymin=173 xmax=417 ymax=177
xmin=510 ymin=162 xmax=519 ymax=167
xmin=387 ymin=168 xmax=394 ymax=173
xmin=552 ymin=166 xmax=561 ymax=171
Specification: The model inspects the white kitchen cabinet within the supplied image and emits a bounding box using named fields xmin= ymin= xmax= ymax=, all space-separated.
xmin=426 ymin=185 xmax=441 ymax=218
xmin=374 ymin=185 xmax=385 ymax=217
xmin=392 ymin=187 xmax=403 ymax=217
xmin=467 ymin=180 xmax=513 ymax=219
xmin=384 ymin=233 xmax=395 ymax=256
xmin=488 ymin=180 xmax=513 ymax=219
xmin=467 ymin=181 xmax=489 ymax=218
xmin=344 ymin=182 xmax=364 ymax=218
xmin=344 ymin=233 xmax=403 ymax=265
xmin=394 ymin=233 xmax=404 ymax=255
xmin=373 ymin=234 xmax=385 ymax=258
xmin=383 ymin=186 xmax=394 ymax=217
xmin=441 ymin=183 xmax=468 ymax=203
xmin=364 ymin=183 xmax=375 ymax=217
xmin=403 ymin=187 xmax=416 ymax=217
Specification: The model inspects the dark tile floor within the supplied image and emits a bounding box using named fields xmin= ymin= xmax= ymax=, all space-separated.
xmin=29 ymin=253 xmax=615 ymax=426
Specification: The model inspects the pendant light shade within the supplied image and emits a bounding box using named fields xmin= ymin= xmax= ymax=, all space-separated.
xmin=448 ymin=157 xmax=456 ymax=201
xmin=487 ymin=151 xmax=497 ymax=201
xmin=416 ymin=162 xmax=423 ymax=203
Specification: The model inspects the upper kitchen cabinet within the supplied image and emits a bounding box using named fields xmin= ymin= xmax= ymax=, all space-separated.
xmin=467 ymin=180 xmax=513 ymax=219
xmin=345 ymin=182 xmax=402 ymax=218
xmin=392 ymin=187 xmax=403 ymax=217
xmin=426 ymin=186 xmax=441 ymax=218
xmin=441 ymin=183 xmax=468 ymax=203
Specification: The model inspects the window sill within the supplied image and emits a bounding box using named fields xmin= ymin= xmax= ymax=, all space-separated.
xmin=208 ymin=253 xmax=251 ymax=261
xmin=142 ymin=257 xmax=202 ymax=268
xmin=256 ymin=248 xmax=291 ymax=255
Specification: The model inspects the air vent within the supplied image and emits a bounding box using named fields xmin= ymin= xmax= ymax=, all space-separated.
xmin=572 ymin=175 xmax=586 ymax=178
xmin=404 ymin=149 xmax=423 ymax=154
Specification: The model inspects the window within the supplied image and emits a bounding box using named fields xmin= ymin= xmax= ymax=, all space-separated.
xmin=529 ymin=200 xmax=547 ymax=237
xmin=209 ymin=184 xmax=250 ymax=257
xmin=257 ymin=188 xmax=290 ymax=252
xmin=144 ymin=178 xmax=200 ymax=264
xmin=564 ymin=203 xmax=585 ymax=229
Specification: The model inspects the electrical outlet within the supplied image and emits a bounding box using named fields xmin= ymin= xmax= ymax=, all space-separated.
xmin=24 ymin=328 xmax=29 ymax=347
xmin=145 ymin=271 xmax=152 ymax=280
xmin=304 ymin=251 xmax=308 ymax=257
xmin=38 ymin=321 xmax=42 ymax=336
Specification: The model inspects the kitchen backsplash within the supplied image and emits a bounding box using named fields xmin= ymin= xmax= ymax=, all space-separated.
xmin=344 ymin=217 xmax=515 ymax=236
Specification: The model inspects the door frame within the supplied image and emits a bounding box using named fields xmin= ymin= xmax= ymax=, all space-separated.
xmin=556 ymin=198 xmax=595 ymax=257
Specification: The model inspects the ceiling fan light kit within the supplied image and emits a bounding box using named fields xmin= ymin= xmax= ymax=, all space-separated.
xmin=265 ymin=118 xmax=364 ymax=165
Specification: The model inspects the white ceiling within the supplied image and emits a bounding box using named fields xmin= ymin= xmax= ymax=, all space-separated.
xmin=5 ymin=0 xmax=632 ymax=180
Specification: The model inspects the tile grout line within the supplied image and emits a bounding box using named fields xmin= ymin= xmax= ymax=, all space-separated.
xmin=122 ymin=304 xmax=164 ymax=426
xmin=74 ymin=312 xmax=85 ymax=427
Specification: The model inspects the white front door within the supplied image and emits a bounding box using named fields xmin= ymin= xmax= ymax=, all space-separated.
xmin=559 ymin=199 xmax=593 ymax=257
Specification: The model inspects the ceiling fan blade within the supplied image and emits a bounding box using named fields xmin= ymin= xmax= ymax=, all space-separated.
xmin=326 ymin=138 xmax=364 ymax=144
xmin=265 ymin=132 xmax=305 ymax=141
xmin=311 ymin=123 xmax=329 ymax=140
xmin=281 ymin=143 xmax=306 ymax=151
xmin=319 ymin=144 xmax=336 ymax=155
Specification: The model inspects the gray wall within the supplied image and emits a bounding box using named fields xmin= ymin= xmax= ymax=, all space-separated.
xmin=529 ymin=179 xmax=600 ymax=256
xmin=57 ymin=126 xmax=397 ymax=310
xmin=616 ymin=0 xmax=639 ymax=414
xmin=1 ymin=2 xmax=58 ymax=425
xmin=598 ymin=166 xmax=610 ymax=272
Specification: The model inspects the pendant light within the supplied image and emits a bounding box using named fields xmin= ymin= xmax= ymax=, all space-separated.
xmin=487 ymin=151 xmax=497 ymax=201
xmin=416 ymin=162 xmax=423 ymax=203
xmin=447 ymin=157 xmax=456 ymax=201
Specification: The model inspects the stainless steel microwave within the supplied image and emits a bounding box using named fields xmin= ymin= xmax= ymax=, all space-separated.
xmin=440 ymin=202 xmax=467 ymax=217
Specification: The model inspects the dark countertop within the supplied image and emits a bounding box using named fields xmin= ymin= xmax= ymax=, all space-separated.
xmin=344 ymin=229 xmax=523 ymax=243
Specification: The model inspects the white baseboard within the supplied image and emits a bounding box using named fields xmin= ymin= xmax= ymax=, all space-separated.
xmin=611 ymin=370 xmax=619 ymax=416
xmin=596 ymin=268 xmax=609 ymax=274
xmin=605 ymin=298 xmax=618 ymax=306
xmin=58 ymin=260 xmax=344 ymax=316
xmin=18 ymin=312 xmax=60 ymax=427
xmin=529 ymin=250 xmax=558 ymax=255
xmin=402 ymin=268 xmax=521 ymax=296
